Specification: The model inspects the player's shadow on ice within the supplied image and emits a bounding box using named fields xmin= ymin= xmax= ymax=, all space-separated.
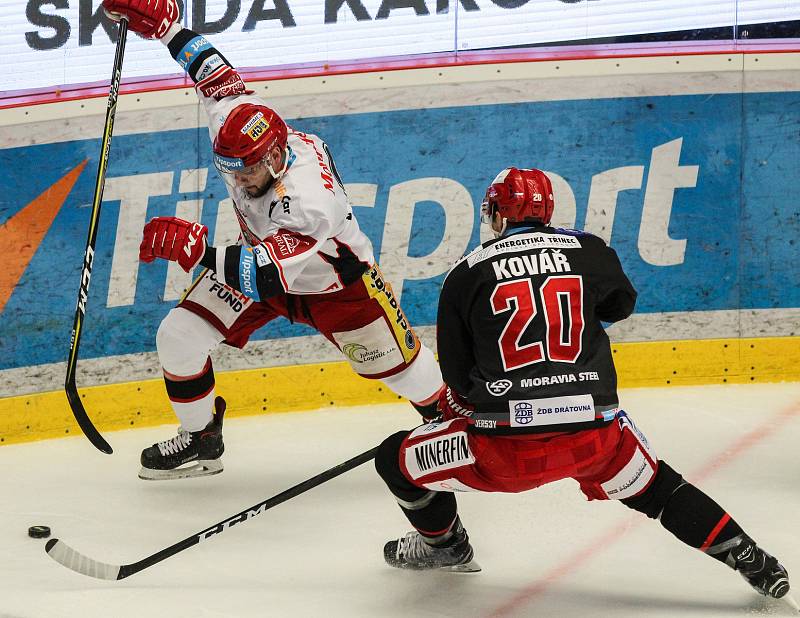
xmin=376 ymin=580 xmax=791 ymax=617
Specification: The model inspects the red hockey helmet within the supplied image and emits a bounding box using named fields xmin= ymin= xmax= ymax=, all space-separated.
xmin=480 ymin=167 xmax=555 ymax=227
xmin=212 ymin=103 xmax=288 ymax=178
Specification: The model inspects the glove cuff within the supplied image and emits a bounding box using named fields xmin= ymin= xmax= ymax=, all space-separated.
xmin=160 ymin=22 xmax=183 ymax=46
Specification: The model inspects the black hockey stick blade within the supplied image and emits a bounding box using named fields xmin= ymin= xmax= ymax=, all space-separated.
xmin=65 ymin=374 xmax=113 ymax=454
xmin=63 ymin=18 xmax=129 ymax=455
xmin=45 ymin=446 xmax=379 ymax=579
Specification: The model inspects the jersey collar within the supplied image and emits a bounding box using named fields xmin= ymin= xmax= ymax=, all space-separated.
xmin=500 ymin=224 xmax=544 ymax=238
xmin=285 ymin=145 xmax=296 ymax=171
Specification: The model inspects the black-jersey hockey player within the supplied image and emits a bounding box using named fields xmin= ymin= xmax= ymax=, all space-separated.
xmin=102 ymin=0 xmax=444 ymax=480
xmin=374 ymin=167 xmax=793 ymax=605
xmin=438 ymin=172 xmax=635 ymax=434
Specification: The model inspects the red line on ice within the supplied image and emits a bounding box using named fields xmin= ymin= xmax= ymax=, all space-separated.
xmin=486 ymin=400 xmax=800 ymax=618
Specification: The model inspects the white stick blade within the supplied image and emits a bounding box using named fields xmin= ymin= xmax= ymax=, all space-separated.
xmin=782 ymin=592 xmax=800 ymax=612
xmin=45 ymin=539 xmax=122 ymax=580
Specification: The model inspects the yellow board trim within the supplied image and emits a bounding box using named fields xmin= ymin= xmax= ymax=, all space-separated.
xmin=611 ymin=336 xmax=800 ymax=387
xmin=1 ymin=335 xmax=798 ymax=446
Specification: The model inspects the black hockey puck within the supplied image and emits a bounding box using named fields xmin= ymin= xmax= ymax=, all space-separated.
xmin=28 ymin=525 xmax=51 ymax=539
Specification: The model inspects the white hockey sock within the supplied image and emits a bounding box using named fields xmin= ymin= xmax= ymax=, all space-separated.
xmin=381 ymin=344 xmax=443 ymax=404
xmin=173 ymin=388 xmax=216 ymax=432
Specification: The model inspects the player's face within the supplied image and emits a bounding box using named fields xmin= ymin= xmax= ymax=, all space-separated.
xmin=233 ymin=161 xmax=272 ymax=198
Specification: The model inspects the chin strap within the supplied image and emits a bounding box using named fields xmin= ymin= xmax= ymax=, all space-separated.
xmin=267 ymin=146 xmax=290 ymax=180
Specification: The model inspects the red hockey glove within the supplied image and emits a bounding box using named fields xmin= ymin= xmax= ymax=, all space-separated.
xmin=140 ymin=217 xmax=208 ymax=273
xmin=438 ymin=386 xmax=475 ymax=421
xmin=102 ymin=0 xmax=179 ymax=39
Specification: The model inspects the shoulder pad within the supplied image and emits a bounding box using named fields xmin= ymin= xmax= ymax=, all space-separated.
xmin=443 ymin=241 xmax=493 ymax=282
xmin=552 ymin=227 xmax=607 ymax=245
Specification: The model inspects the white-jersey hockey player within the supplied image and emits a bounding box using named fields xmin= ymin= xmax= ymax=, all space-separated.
xmin=101 ymin=0 xmax=444 ymax=480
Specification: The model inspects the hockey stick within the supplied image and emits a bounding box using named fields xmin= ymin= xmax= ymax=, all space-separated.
xmin=45 ymin=445 xmax=378 ymax=579
xmin=64 ymin=18 xmax=129 ymax=455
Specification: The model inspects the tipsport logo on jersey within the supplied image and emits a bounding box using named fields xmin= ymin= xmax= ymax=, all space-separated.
xmin=1 ymin=90 xmax=798 ymax=372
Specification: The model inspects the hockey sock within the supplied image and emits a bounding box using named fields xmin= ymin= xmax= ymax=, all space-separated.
xmin=400 ymin=493 xmax=459 ymax=542
xmin=410 ymin=399 xmax=439 ymax=421
xmin=622 ymin=460 xmax=746 ymax=566
xmin=375 ymin=431 xmax=459 ymax=541
xmin=163 ymin=357 xmax=216 ymax=432
xmin=660 ymin=483 xmax=745 ymax=562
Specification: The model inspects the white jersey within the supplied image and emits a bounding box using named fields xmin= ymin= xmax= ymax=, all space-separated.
xmin=197 ymin=89 xmax=375 ymax=295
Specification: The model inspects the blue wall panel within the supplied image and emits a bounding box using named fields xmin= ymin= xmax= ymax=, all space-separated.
xmin=1 ymin=90 xmax=798 ymax=371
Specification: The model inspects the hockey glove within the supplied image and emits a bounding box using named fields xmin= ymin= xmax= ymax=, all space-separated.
xmin=140 ymin=217 xmax=208 ymax=273
xmin=438 ymin=386 xmax=475 ymax=421
xmin=102 ymin=0 xmax=179 ymax=39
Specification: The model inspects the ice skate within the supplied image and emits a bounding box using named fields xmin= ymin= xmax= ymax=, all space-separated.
xmin=139 ymin=397 xmax=225 ymax=481
xmin=730 ymin=536 xmax=791 ymax=600
xmin=384 ymin=519 xmax=480 ymax=572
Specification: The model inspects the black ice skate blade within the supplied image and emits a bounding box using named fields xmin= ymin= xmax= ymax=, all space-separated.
xmin=138 ymin=459 xmax=223 ymax=481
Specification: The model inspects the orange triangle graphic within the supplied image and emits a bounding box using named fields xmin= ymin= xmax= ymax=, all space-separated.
xmin=0 ymin=159 xmax=88 ymax=314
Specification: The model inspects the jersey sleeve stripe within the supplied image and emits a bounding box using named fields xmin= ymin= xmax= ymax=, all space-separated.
xmin=166 ymin=28 xmax=235 ymax=84
xmin=165 ymin=28 xmax=195 ymax=59
xmin=176 ymin=37 xmax=213 ymax=71
xmin=224 ymin=245 xmax=242 ymax=289
xmin=237 ymin=248 xmax=260 ymax=301
xmin=215 ymin=246 xmax=227 ymax=282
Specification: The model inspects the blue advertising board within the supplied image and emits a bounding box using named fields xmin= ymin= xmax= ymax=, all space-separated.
xmin=1 ymin=91 xmax=799 ymax=371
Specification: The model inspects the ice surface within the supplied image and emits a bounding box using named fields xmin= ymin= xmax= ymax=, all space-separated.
xmin=2 ymin=382 xmax=799 ymax=617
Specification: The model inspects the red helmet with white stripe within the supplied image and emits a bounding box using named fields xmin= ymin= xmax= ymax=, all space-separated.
xmin=480 ymin=167 xmax=555 ymax=227
xmin=212 ymin=103 xmax=288 ymax=178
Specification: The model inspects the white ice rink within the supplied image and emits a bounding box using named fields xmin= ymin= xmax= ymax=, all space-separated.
xmin=3 ymin=382 xmax=800 ymax=618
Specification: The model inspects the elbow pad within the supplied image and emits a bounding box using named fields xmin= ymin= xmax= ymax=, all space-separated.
xmin=207 ymin=245 xmax=283 ymax=301
xmin=240 ymin=245 xmax=283 ymax=301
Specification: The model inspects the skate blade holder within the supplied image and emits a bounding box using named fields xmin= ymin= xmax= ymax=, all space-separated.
xmin=138 ymin=459 xmax=223 ymax=481
xmin=442 ymin=559 xmax=481 ymax=573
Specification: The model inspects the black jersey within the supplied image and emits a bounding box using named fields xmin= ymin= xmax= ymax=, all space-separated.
xmin=437 ymin=223 xmax=637 ymax=435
